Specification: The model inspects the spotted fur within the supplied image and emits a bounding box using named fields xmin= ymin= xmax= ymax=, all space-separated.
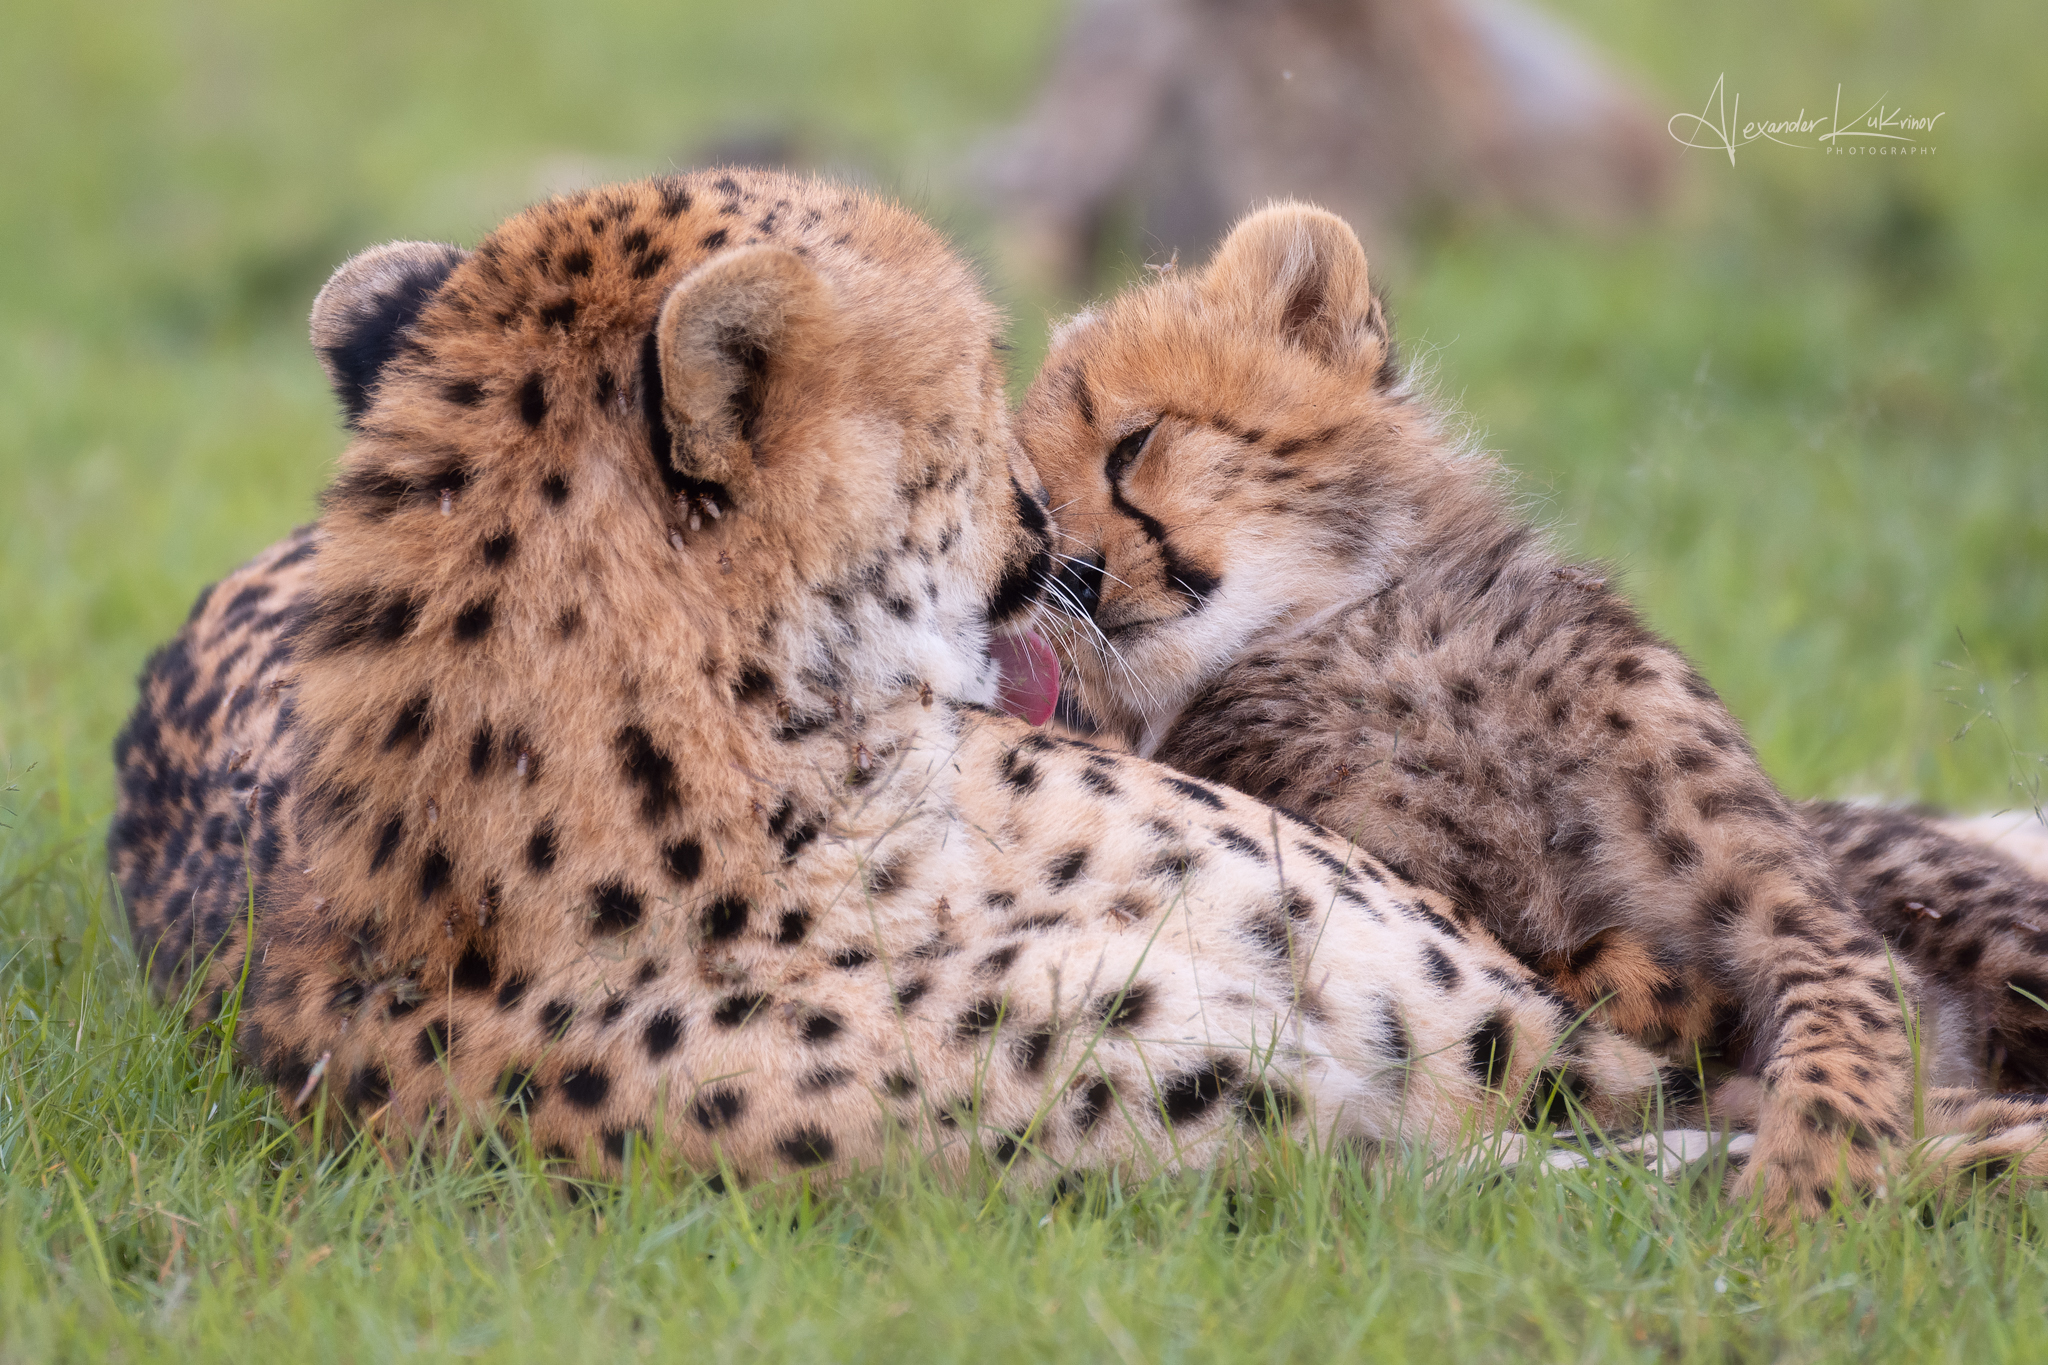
xmin=111 ymin=172 xmax=1701 ymax=1187
xmin=1017 ymin=201 xmax=2048 ymax=1214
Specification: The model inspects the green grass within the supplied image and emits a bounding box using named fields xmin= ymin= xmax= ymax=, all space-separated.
xmin=4 ymin=0 xmax=2046 ymax=1358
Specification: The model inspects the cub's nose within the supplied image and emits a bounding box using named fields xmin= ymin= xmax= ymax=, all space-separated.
xmin=1049 ymin=550 xmax=1105 ymax=619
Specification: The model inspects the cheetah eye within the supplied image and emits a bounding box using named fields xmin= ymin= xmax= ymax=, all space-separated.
xmin=1106 ymin=424 xmax=1156 ymax=482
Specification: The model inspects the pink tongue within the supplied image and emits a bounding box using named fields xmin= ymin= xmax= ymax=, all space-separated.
xmin=990 ymin=629 xmax=1061 ymax=726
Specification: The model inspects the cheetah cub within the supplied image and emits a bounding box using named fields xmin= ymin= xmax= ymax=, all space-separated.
xmin=110 ymin=172 xmax=1702 ymax=1188
xmin=1018 ymin=202 xmax=2048 ymax=1214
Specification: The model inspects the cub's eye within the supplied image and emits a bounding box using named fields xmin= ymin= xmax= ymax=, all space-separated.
xmin=1106 ymin=424 xmax=1156 ymax=482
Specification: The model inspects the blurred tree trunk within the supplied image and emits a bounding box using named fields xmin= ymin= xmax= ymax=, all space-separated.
xmin=976 ymin=0 xmax=1677 ymax=291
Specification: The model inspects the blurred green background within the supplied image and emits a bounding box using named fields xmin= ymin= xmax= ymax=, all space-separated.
xmin=2 ymin=0 xmax=2043 ymax=847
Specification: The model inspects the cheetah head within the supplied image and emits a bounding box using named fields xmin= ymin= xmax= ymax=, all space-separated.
xmin=1015 ymin=202 xmax=1422 ymax=751
xmin=287 ymin=173 xmax=1059 ymax=942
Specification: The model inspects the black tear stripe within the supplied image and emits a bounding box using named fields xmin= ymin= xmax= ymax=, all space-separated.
xmin=1106 ymin=476 xmax=1219 ymax=610
xmin=637 ymin=327 xmax=733 ymax=512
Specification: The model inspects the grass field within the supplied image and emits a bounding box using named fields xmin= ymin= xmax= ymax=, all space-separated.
xmin=3 ymin=0 xmax=2045 ymax=1359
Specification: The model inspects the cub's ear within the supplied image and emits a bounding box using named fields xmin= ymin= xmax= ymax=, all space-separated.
xmin=1199 ymin=203 xmax=1388 ymax=371
xmin=652 ymin=244 xmax=837 ymax=498
xmin=310 ymin=241 xmax=468 ymax=427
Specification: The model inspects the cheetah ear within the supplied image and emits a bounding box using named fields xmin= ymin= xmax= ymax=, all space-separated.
xmin=1199 ymin=203 xmax=1389 ymax=372
xmin=310 ymin=241 xmax=468 ymax=429
xmin=652 ymin=245 xmax=838 ymax=499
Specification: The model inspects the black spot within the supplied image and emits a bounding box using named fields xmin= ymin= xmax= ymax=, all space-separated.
xmin=1214 ymin=827 xmax=1267 ymax=861
xmin=864 ymin=855 xmax=908 ymax=898
xmin=518 ymin=373 xmax=547 ymax=427
xmin=443 ymin=379 xmax=486 ymax=407
xmin=1660 ymin=1066 xmax=1704 ymax=1109
xmin=643 ymin=1010 xmax=684 ymax=1059
xmin=977 ymin=944 xmax=1021 ymax=978
xmin=1094 ymin=982 xmax=1152 ymax=1030
xmin=370 ymin=813 xmax=405 ymax=873
xmin=1605 ymin=711 xmax=1633 ymax=733
xmin=383 ymin=691 xmax=433 ymax=750
xmin=1420 ymin=942 xmax=1461 ymax=991
xmin=539 ymin=999 xmax=575 ymax=1039
xmin=541 ymin=472 xmax=571 ymax=505
xmin=777 ymin=1128 xmax=835 ymax=1168
xmin=346 ymin=1065 xmax=391 ymax=1110
xmin=591 ymin=881 xmax=643 ymax=934
xmin=780 ymin=819 xmax=820 ymax=862
xmin=800 ymin=1011 xmax=844 ymax=1044
xmin=468 ymin=725 xmax=495 ymax=775
xmin=702 ymin=896 xmax=747 ymax=941
xmin=700 ymin=228 xmax=730 ymax=251
xmin=1379 ymin=1003 xmax=1411 ymax=1061
xmin=526 ymin=821 xmax=558 ymax=874
xmin=1161 ymin=1058 xmax=1240 ymax=1125
xmin=1524 ymin=1068 xmax=1588 ymax=1127
xmin=416 ymin=1018 xmax=452 ymax=1066
xmin=958 ymin=999 xmax=1004 ymax=1036
xmin=562 ymin=247 xmax=592 ymax=277
xmin=452 ymin=946 xmax=493 ymax=992
xmin=1163 ymin=777 xmax=1220 ymax=810
xmin=417 ymin=846 xmax=453 ymax=900
xmin=306 ymin=587 xmax=423 ymax=655
xmin=538 ymin=297 xmax=578 ymax=330
xmin=998 ymin=747 xmax=1039 ymax=791
xmin=496 ymin=975 xmax=530 ymax=1010
xmin=1466 ymin=1013 xmax=1514 ymax=1088
xmin=894 ymin=979 xmax=929 ymax=1010
xmin=1280 ymin=886 xmax=1316 ymax=921
xmin=1654 ymin=828 xmax=1703 ymax=873
xmin=832 ymin=947 xmax=876 ymax=971
xmin=1079 ymin=767 xmax=1121 ymax=798
xmin=615 ymin=726 xmax=681 ymax=824
xmin=776 ymin=910 xmax=811 ymax=945
xmin=732 ymin=665 xmax=776 ymax=704
xmin=559 ymin=1066 xmax=611 ymax=1110
xmin=1016 ymin=1028 xmax=1055 ymax=1074
xmin=663 ymin=839 xmax=703 ymax=882
xmin=482 ymin=531 xmax=516 ymax=567
xmin=691 ymin=1086 xmax=745 ymax=1130
xmin=1243 ymin=912 xmax=1292 ymax=961
xmin=884 ymin=1071 xmax=917 ymax=1098
xmin=1240 ymin=1083 xmax=1299 ymax=1128
xmin=1701 ymin=885 xmax=1748 ymax=927
xmin=1046 ymin=849 xmax=1088 ymax=889
xmin=712 ymin=993 xmax=769 ymax=1028
xmin=802 ymin=1067 xmax=853 ymax=1094
xmin=1075 ymin=1080 xmax=1113 ymax=1133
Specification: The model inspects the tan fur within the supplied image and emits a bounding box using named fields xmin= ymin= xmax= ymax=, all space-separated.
xmin=111 ymin=172 xmax=1702 ymax=1188
xmin=1017 ymin=201 xmax=2048 ymax=1215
